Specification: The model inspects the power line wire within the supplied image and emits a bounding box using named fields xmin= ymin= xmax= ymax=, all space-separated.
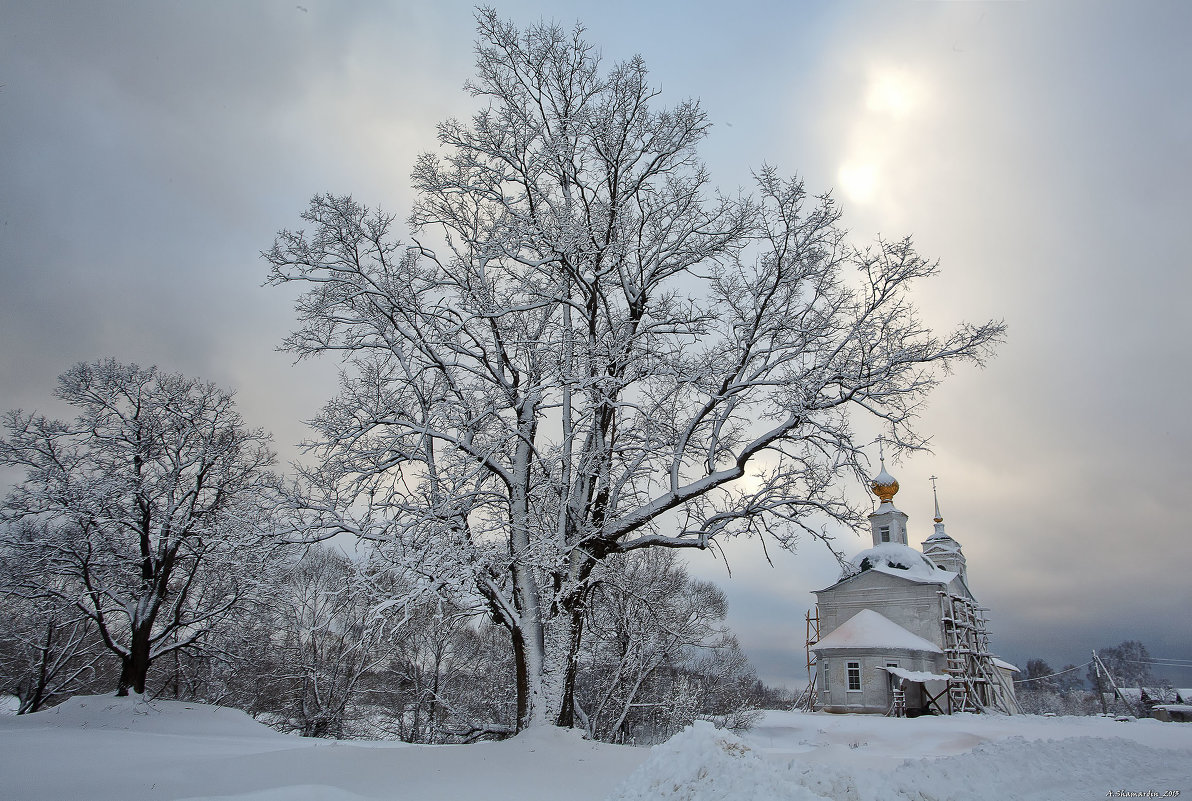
xmin=1121 ymin=657 xmax=1192 ymax=667
xmin=1013 ymin=660 xmax=1092 ymax=684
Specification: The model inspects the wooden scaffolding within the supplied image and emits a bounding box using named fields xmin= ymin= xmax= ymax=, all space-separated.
xmin=793 ymin=607 xmax=820 ymax=711
xmin=939 ymin=591 xmax=1020 ymax=714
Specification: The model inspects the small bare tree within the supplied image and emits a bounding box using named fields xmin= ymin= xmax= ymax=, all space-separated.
xmin=575 ymin=549 xmax=742 ymax=741
xmin=0 ymin=528 xmax=109 ymax=712
xmin=378 ymin=602 xmax=516 ymax=743
xmin=0 ymin=359 xmax=283 ymax=696
xmin=265 ymin=10 xmax=1003 ymax=729
xmin=259 ymin=547 xmax=403 ymax=738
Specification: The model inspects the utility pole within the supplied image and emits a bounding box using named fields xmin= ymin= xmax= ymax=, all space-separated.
xmin=1093 ymin=650 xmax=1109 ymax=714
xmin=1092 ymin=649 xmax=1142 ymax=717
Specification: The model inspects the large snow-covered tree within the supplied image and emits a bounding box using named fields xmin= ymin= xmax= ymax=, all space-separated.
xmin=0 ymin=359 xmax=283 ymax=695
xmin=265 ymin=10 xmax=1003 ymax=729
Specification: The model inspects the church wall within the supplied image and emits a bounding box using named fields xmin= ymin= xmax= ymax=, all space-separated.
xmin=815 ymin=571 xmax=947 ymax=650
xmin=815 ymin=647 xmax=944 ymax=714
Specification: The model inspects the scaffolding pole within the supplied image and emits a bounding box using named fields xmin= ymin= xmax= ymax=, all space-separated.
xmin=940 ymin=591 xmax=1018 ymax=715
xmin=793 ymin=607 xmax=820 ymax=711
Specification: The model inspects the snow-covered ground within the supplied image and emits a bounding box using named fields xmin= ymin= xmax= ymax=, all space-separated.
xmin=1 ymin=696 xmax=1188 ymax=801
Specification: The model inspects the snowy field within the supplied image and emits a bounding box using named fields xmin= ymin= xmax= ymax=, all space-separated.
xmin=1 ymin=696 xmax=1189 ymax=801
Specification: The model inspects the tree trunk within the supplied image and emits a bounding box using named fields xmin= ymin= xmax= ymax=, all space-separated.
xmin=116 ymin=624 xmax=152 ymax=696
xmin=554 ymin=606 xmax=585 ymax=728
xmin=507 ymin=603 xmax=587 ymax=732
xmin=22 ymin=622 xmax=55 ymax=713
xmin=510 ymin=624 xmax=530 ymax=730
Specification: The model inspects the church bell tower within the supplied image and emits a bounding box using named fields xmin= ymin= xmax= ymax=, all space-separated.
xmin=921 ymin=477 xmax=968 ymax=580
xmin=867 ymin=458 xmax=909 ymax=546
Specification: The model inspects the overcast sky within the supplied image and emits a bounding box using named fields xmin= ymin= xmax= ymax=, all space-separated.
xmin=2 ymin=0 xmax=1189 ymax=688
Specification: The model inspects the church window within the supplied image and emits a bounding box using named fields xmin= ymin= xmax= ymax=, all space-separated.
xmin=880 ymin=525 xmax=890 ymax=542
xmin=847 ymin=661 xmax=861 ymax=691
xmin=821 ymin=662 xmax=829 ymax=691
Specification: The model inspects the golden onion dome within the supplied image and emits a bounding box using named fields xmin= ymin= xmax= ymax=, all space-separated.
xmin=871 ymin=462 xmax=899 ymax=503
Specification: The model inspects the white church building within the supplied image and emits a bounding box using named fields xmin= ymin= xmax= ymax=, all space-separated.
xmin=806 ymin=461 xmax=1019 ymax=716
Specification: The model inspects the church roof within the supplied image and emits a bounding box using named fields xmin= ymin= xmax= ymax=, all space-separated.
xmin=810 ymin=609 xmax=943 ymax=654
xmin=848 ymin=543 xmax=955 ymax=584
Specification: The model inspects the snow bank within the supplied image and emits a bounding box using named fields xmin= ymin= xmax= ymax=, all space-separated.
xmin=616 ymin=713 xmax=1192 ymax=801
xmin=900 ymin=736 xmax=1183 ymax=801
xmin=790 ymin=735 xmax=1188 ymax=801
xmin=26 ymin=694 xmax=286 ymax=738
xmin=4 ymin=701 xmax=1189 ymax=801
xmin=609 ymin=721 xmax=822 ymax=801
xmin=0 ymin=696 xmax=647 ymax=801
xmin=177 ymin=787 xmax=374 ymax=801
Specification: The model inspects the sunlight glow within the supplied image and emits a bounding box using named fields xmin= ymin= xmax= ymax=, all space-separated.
xmin=838 ymin=162 xmax=877 ymax=204
xmin=833 ymin=67 xmax=930 ymax=208
xmin=864 ymin=69 xmax=924 ymax=118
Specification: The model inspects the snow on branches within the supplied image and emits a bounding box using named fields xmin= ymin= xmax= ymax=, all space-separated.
xmin=0 ymin=359 xmax=285 ymax=696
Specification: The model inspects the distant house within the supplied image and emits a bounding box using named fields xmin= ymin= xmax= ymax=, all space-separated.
xmin=1157 ymin=689 xmax=1192 ymax=722
xmin=806 ymin=462 xmax=1018 ymax=716
xmin=1115 ymin=687 xmax=1191 ymax=721
xmin=1151 ymin=705 xmax=1192 ymax=723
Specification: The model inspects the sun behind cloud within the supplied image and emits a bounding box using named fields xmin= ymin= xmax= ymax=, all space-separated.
xmin=836 ymin=65 xmax=932 ymax=207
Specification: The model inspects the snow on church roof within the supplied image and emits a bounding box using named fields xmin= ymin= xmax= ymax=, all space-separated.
xmin=880 ymin=666 xmax=951 ymax=683
xmin=849 ymin=543 xmax=954 ymax=583
xmin=810 ymin=609 xmax=943 ymax=654
xmin=924 ymin=530 xmax=960 ymax=546
xmin=873 ymin=465 xmax=897 ymax=487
